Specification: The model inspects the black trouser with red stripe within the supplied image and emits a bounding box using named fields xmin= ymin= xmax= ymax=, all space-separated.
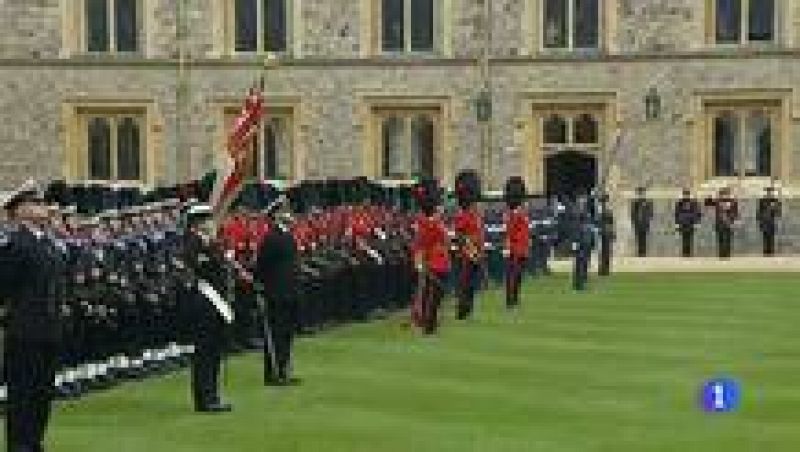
xmin=457 ymin=260 xmax=480 ymax=320
xmin=422 ymin=272 xmax=446 ymax=335
xmin=506 ymin=256 xmax=526 ymax=308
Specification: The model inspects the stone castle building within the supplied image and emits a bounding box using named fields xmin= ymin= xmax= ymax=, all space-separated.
xmin=1 ymin=0 xmax=800 ymax=255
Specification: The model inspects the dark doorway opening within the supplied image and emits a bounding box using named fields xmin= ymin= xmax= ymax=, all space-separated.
xmin=545 ymin=151 xmax=597 ymax=201
xmin=546 ymin=151 xmax=598 ymax=258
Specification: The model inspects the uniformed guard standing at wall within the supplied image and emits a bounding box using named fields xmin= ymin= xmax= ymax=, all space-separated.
xmin=503 ymin=177 xmax=529 ymax=309
xmin=597 ymin=193 xmax=615 ymax=276
xmin=452 ymin=170 xmax=483 ymax=320
xmin=630 ymin=187 xmax=653 ymax=257
xmin=757 ymin=186 xmax=782 ymax=256
xmin=1 ymin=180 xmax=64 ymax=452
xmin=674 ymin=189 xmax=702 ymax=257
xmin=256 ymin=194 xmax=299 ymax=386
xmin=182 ymin=204 xmax=233 ymax=413
xmin=707 ymin=187 xmax=739 ymax=259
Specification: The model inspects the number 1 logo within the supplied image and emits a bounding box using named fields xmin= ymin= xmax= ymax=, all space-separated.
xmin=701 ymin=378 xmax=740 ymax=413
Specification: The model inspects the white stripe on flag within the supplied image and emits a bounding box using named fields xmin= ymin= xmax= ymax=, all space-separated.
xmin=209 ymin=155 xmax=235 ymax=211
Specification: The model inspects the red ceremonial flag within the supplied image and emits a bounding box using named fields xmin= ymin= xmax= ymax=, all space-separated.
xmin=210 ymin=82 xmax=265 ymax=220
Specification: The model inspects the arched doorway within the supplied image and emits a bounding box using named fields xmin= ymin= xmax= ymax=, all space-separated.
xmin=545 ymin=151 xmax=597 ymax=201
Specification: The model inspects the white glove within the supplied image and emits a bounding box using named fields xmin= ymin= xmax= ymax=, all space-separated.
xmin=572 ymin=243 xmax=578 ymax=252
xmin=501 ymin=249 xmax=510 ymax=257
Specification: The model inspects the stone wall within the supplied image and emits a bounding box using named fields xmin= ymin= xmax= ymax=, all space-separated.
xmin=301 ymin=0 xmax=361 ymax=57
xmin=616 ymin=0 xmax=703 ymax=53
xmin=0 ymin=0 xmax=61 ymax=59
xmin=2 ymin=0 xmax=800 ymax=60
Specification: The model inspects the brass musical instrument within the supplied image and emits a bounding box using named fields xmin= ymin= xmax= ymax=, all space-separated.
xmin=462 ymin=235 xmax=481 ymax=262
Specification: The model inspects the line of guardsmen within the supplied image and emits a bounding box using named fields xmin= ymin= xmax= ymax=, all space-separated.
xmin=1 ymin=172 xmax=610 ymax=450
xmin=215 ymin=177 xmax=418 ymax=351
xmin=632 ymin=185 xmax=782 ymax=258
xmin=409 ymin=173 xmax=603 ymax=336
xmin=0 ymin=178 xmax=424 ymax=380
xmin=1 ymin=176 xmax=622 ymax=396
xmin=0 ymin=176 xmax=431 ymax=450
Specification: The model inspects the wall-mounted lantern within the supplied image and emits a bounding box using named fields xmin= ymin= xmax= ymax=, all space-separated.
xmin=644 ymin=86 xmax=661 ymax=121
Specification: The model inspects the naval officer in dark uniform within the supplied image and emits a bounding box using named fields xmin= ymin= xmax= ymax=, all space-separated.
xmin=674 ymin=189 xmax=701 ymax=257
xmin=630 ymin=187 xmax=653 ymax=257
xmin=1 ymin=181 xmax=64 ymax=452
xmin=573 ymin=210 xmax=596 ymax=291
xmin=708 ymin=187 xmax=739 ymax=259
xmin=597 ymin=193 xmax=614 ymax=276
xmin=256 ymin=195 xmax=299 ymax=386
xmin=757 ymin=186 xmax=781 ymax=256
xmin=182 ymin=204 xmax=232 ymax=413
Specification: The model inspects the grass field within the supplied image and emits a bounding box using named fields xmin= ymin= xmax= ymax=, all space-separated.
xmin=6 ymin=273 xmax=800 ymax=452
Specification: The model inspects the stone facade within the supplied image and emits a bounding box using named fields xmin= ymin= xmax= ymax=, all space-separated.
xmin=1 ymin=0 xmax=800 ymax=256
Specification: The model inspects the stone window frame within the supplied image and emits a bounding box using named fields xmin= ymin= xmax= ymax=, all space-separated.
xmin=688 ymin=89 xmax=794 ymax=187
xmin=362 ymin=0 xmax=453 ymax=58
xmin=211 ymin=96 xmax=306 ymax=182
xmin=61 ymin=0 xmax=147 ymax=57
xmin=221 ymin=0 xmax=294 ymax=56
xmin=541 ymin=110 xmax=601 ymax=147
xmin=357 ymin=95 xmax=454 ymax=185
xmin=521 ymin=0 xmax=618 ymax=56
xmin=704 ymin=0 xmax=793 ymax=48
xmin=212 ymin=0 xmax=302 ymax=58
xmin=516 ymin=92 xmax=618 ymax=193
xmin=374 ymin=108 xmax=440 ymax=180
xmin=61 ymin=98 xmax=161 ymax=186
xmin=706 ymin=105 xmax=778 ymax=178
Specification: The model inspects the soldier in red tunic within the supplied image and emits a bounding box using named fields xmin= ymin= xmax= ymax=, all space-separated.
xmin=504 ymin=177 xmax=529 ymax=309
xmin=452 ymin=170 xmax=484 ymax=320
xmin=411 ymin=179 xmax=449 ymax=334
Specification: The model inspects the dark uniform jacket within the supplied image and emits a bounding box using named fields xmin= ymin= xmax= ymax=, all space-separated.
xmin=674 ymin=198 xmax=701 ymax=231
xmin=630 ymin=198 xmax=654 ymax=232
xmin=757 ymin=196 xmax=781 ymax=232
xmin=182 ymin=231 xmax=228 ymax=343
xmin=256 ymin=225 xmax=297 ymax=303
xmin=0 ymin=225 xmax=65 ymax=343
xmin=714 ymin=198 xmax=739 ymax=230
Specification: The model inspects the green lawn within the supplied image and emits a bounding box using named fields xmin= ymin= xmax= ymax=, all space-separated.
xmin=9 ymin=273 xmax=800 ymax=451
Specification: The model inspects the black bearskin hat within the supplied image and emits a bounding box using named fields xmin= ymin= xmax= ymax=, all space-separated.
xmin=504 ymin=176 xmax=526 ymax=209
xmin=44 ymin=180 xmax=67 ymax=206
xmin=455 ymin=170 xmax=481 ymax=209
xmin=413 ymin=178 xmax=442 ymax=213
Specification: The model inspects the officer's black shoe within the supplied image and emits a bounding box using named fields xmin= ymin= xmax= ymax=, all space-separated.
xmin=55 ymin=385 xmax=73 ymax=400
xmin=264 ymin=377 xmax=283 ymax=386
xmin=282 ymin=377 xmax=302 ymax=386
xmin=247 ymin=338 xmax=265 ymax=351
xmin=197 ymin=402 xmax=233 ymax=413
xmin=97 ymin=373 xmax=117 ymax=389
xmin=70 ymin=381 xmax=87 ymax=398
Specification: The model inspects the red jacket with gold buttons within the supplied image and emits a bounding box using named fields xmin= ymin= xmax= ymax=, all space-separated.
xmin=412 ymin=213 xmax=450 ymax=274
xmin=505 ymin=208 xmax=530 ymax=258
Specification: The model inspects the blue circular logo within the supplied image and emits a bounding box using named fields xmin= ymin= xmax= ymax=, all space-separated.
xmin=700 ymin=378 xmax=740 ymax=413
